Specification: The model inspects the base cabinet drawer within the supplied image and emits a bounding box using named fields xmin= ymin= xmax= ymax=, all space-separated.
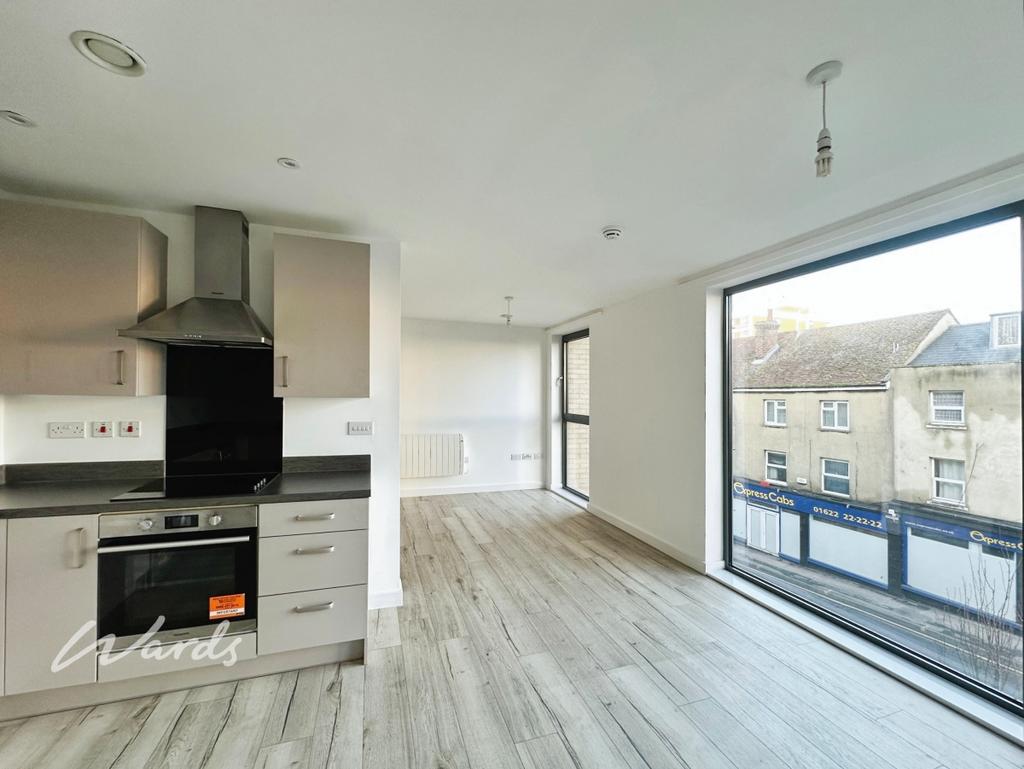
xmin=259 ymin=498 xmax=368 ymax=537
xmin=259 ymin=530 xmax=368 ymax=596
xmin=258 ymin=586 xmax=367 ymax=656
xmin=97 ymin=633 xmax=257 ymax=683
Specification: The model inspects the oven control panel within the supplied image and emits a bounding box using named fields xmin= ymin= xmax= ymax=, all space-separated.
xmin=99 ymin=506 xmax=258 ymax=539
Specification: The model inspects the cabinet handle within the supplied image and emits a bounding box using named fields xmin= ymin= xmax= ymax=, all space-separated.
xmin=71 ymin=527 xmax=87 ymax=569
xmin=294 ymin=545 xmax=336 ymax=555
xmin=294 ymin=512 xmax=336 ymax=522
xmin=293 ymin=601 xmax=335 ymax=614
xmin=115 ymin=350 xmax=125 ymax=386
xmin=280 ymin=355 xmax=289 ymax=388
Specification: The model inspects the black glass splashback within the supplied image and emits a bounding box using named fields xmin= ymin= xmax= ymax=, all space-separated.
xmin=165 ymin=346 xmax=282 ymax=478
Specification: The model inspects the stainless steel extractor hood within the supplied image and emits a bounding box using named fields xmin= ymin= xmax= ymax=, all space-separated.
xmin=118 ymin=206 xmax=273 ymax=347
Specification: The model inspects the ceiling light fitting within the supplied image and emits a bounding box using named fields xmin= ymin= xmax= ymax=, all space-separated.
xmin=0 ymin=110 xmax=35 ymax=128
xmin=277 ymin=157 xmax=300 ymax=170
xmin=806 ymin=60 xmax=842 ymax=178
xmin=500 ymin=296 xmax=514 ymax=326
xmin=602 ymin=226 xmax=623 ymax=240
xmin=71 ymin=31 xmax=146 ymax=76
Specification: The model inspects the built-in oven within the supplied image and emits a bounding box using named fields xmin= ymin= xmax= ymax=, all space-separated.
xmin=97 ymin=506 xmax=258 ymax=649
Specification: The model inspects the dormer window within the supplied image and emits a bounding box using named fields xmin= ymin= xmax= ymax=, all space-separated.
xmin=991 ymin=313 xmax=1020 ymax=348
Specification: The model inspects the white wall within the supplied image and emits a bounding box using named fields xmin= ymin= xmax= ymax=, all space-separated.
xmin=581 ymin=282 xmax=713 ymax=571
xmin=0 ymin=191 xmax=404 ymax=608
xmin=401 ymin=319 xmax=545 ymax=496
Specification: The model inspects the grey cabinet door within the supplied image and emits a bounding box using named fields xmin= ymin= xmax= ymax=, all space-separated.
xmin=0 ymin=200 xmax=167 ymax=395
xmin=5 ymin=514 xmax=99 ymax=694
xmin=273 ymin=234 xmax=370 ymax=397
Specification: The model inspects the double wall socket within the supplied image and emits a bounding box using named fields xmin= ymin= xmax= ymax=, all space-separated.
xmin=347 ymin=421 xmax=374 ymax=436
xmin=510 ymin=452 xmax=543 ymax=461
xmin=48 ymin=421 xmax=86 ymax=439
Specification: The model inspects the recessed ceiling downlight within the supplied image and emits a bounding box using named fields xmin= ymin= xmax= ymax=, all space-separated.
xmin=70 ymin=31 xmax=146 ymax=76
xmin=0 ymin=110 xmax=36 ymax=128
xmin=277 ymin=157 xmax=300 ymax=170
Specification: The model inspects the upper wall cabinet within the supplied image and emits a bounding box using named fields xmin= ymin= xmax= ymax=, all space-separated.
xmin=273 ymin=234 xmax=370 ymax=397
xmin=0 ymin=200 xmax=167 ymax=396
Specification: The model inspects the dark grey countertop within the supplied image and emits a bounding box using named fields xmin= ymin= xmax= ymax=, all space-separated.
xmin=0 ymin=470 xmax=371 ymax=518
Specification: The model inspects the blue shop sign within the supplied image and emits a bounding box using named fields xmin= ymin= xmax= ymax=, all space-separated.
xmin=731 ymin=478 xmax=887 ymax=534
xmin=902 ymin=514 xmax=1022 ymax=554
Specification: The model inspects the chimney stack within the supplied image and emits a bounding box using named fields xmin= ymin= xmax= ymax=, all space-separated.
xmin=753 ymin=309 xmax=780 ymax=360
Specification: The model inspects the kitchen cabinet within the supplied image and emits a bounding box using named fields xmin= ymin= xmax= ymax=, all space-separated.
xmin=257 ymin=500 xmax=368 ymax=657
xmin=258 ymin=585 xmax=367 ymax=657
xmin=5 ymin=514 xmax=99 ymax=694
xmin=272 ymin=234 xmax=370 ymax=397
xmin=0 ymin=200 xmax=167 ymax=395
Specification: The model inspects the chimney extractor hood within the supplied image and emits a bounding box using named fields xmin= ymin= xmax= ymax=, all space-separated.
xmin=119 ymin=206 xmax=272 ymax=347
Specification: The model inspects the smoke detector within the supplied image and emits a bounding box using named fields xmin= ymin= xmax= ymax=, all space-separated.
xmin=71 ymin=31 xmax=146 ymax=77
xmin=277 ymin=157 xmax=300 ymax=170
xmin=602 ymin=226 xmax=623 ymax=240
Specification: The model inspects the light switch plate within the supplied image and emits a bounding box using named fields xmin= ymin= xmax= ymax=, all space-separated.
xmin=48 ymin=421 xmax=85 ymax=439
xmin=119 ymin=420 xmax=141 ymax=438
xmin=347 ymin=421 xmax=374 ymax=436
xmin=91 ymin=420 xmax=114 ymax=438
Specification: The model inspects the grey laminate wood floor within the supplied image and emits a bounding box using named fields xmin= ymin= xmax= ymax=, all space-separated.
xmin=1 ymin=490 xmax=1021 ymax=768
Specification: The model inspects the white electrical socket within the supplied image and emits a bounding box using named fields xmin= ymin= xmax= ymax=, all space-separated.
xmin=91 ymin=420 xmax=114 ymax=438
xmin=48 ymin=421 xmax=85 ymax=439
xmin=347 ymin=421 xmax=374 ymax=436
xmin=119 ymin=420 xmax=141 ymax=438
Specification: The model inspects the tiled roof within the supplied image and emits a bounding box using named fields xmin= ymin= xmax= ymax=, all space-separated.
xmin=732 ymin=310 xmax=951 ymax=389
xmin=910 ymin=322 xmax=1021 ymax=366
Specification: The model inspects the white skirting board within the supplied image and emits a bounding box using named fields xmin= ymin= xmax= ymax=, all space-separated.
xmin=369 ymin=581 xmax=404 ymax=610
xmin=586 ymin=502 xmax=708 ymax=574
xmin=401 ymin=482 xmax=543 ymax=498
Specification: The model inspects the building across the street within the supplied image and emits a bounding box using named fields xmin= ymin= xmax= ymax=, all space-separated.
xmin=731 ymin=309 xmax=1022 ymax=624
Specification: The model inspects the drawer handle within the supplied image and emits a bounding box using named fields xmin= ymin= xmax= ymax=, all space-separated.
xmin=293 ymin=601 xmax=335 ymax=614
xmin=294 ymin=545 xmax=336 ymax=555
xmin=294 ymin=512 xmax=336 ymax=522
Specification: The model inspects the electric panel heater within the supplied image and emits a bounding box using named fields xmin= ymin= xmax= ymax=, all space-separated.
xmin=400 ymin=433 xmax=465 ymax=478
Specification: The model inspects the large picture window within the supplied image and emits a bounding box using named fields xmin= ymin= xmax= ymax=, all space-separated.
xmin=725 ymin=202 xmax=1024 ymax=713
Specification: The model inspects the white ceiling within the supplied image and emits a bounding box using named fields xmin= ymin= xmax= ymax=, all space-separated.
xmin=2 ymin=1 xmax=1022 ymax=326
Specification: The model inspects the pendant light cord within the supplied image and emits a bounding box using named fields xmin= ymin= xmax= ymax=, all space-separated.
xmin=821 ymin=81 xmax=828 ymax=129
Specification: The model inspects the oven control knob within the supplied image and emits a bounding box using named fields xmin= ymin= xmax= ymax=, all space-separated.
xmin=209 ymin=514 xmax=223 ymax=527
xmin=138 ymin=518 xmax=154 ymax=531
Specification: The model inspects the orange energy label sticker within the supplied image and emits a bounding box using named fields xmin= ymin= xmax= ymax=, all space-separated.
xmin=209 ymin=593 xmax=246 ymax=620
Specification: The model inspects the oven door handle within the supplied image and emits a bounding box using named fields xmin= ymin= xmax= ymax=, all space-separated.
xmin=97 ymin=535 xmax=251 ymax=554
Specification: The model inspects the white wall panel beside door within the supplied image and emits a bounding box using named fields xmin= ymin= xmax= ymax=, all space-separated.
xmin=0 ymin=520 xmax=6 ymax=696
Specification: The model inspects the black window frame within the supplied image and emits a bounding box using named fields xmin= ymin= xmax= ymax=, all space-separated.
xmin=561 ymin=328 xmax=590 ymax=500
xmin=722 ymin=199 xmax=1024 ymax=716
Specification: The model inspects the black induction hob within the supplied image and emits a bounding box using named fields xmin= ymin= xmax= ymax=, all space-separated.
xmin=111 ymin=473 xmax=278 ymax=502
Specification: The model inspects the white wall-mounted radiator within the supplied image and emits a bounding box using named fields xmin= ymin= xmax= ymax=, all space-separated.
xmin=400 ymin=433 xmax=465 ymax=479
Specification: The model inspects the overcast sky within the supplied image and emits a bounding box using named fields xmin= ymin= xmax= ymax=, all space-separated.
xmin=732 ymin=217 xmax=1021 ymax=326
